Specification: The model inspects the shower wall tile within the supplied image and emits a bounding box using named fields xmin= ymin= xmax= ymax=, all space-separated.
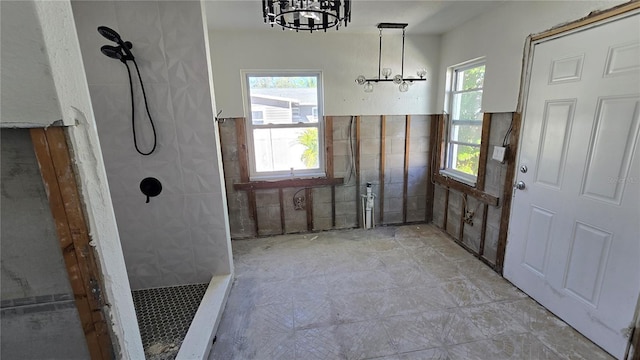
xmin=73 ymin=0 xmax=232 ymax=289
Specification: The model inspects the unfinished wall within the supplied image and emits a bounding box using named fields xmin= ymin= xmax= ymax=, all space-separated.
xmin=432 ymin=112 xmax=512 ymax=266
xmin=436 ymin=0 xmax=627 ymax=112
xmin=220 ymin=115 xmax=432 ymax=239
xmin=72 ymin=0 xmax=232 ymax=289
xmin=1 ymin=129 xmax=89 ymax=359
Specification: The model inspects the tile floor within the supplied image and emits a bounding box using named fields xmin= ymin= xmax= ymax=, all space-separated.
xmin=209 ymin=225 xmax=613 ymax=360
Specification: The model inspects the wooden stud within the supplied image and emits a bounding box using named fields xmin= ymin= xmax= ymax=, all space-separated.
xmin=437 ymin=114 xmax=447 ymax=172
xmin=325 ymin=116 xmax=336 ymax=228
xmin=443 ymin=188 xmax=450 ymax=230
xmin=425 ymin=115 xmax=438 ymax=223
xmin=31 ymin=128 xmax=112 ymax=360
xmin=379 ymin=115 xmax=386 ymax=224
xmin=458 ymin=193 xmax=466 ymax=242
xmin=234 ymin=177 xmax=344 ymax=191
xmin=531 ymin=1 xmax=640 ymax=42
xmin=279 ymin=189 xmax=285 ymax=234
xmin=496 ymin=112 xmax=522 ymax=273
xmin=479 ymin=203 xmax=489 ymax=257
xmin=305 ymin=188 xmax=313 ymax=231
xmin=235 ymin=118 xmax=258 ymax=236
xmin=433 ymin=174 xmax=499 ymax=206
xmin=403 ymin=115 xmax=411 ymax=223
xmin=355 ymin=116 xmax=361 ymax=228
xmin=476 ymin=113 xmax=492 ymax=192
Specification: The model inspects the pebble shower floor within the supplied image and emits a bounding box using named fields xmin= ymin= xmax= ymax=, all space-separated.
xmin=132 ymin=283 xmax=208 ymax=360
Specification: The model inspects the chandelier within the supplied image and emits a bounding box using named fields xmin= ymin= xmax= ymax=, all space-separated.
xmin=355 ymin=23 xmax=427 ymax=93
xmin=262 ymin=0 xmax=351 ymax=32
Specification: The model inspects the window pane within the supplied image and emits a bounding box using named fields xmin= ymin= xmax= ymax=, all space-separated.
xmin=253 ymin=127 xmax=319 ymax=172
xmin=248 ymin=76 xmax=319 ymax=125
xmin=450 ymin=124 xmax=481 ymax=144
xmin=449 ymin=144 xmax=480 ymax=176
xmin=455 ymin=65 xmax=485 ymax=91
xmin=452 ymin=90 xmax=483 ymax=121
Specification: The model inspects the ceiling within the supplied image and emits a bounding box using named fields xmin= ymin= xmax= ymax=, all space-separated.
xmin=204 ymin=1 xmax=506 ymax=35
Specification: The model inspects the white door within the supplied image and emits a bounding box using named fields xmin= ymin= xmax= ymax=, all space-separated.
xmin=504 ymin=13 xmax=640 ymax=359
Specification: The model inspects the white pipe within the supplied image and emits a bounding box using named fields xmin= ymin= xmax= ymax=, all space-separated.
xmin=362 ymin=183 xmax=376 ymax=229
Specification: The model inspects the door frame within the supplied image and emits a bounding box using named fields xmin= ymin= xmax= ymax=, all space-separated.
xmin=502 ymin=1 xmax=640 ymax=358
xmin=30 ymin=126 xmax=113 ymax=360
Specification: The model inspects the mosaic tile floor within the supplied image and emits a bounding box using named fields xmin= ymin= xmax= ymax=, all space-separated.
xmin=132 ymin=283 xmax=208 ymax=360
xmin=210 ymin=225 xmax=614 ymax=360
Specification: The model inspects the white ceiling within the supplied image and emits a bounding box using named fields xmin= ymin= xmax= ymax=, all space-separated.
xmin=204 ymin=1 xmax=506 ymax=35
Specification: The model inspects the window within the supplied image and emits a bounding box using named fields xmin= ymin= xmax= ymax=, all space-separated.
xmin=443 ymin=60 xmax=485 ymax=184
xmin=244 ymin=72 xmax=324 ymax=180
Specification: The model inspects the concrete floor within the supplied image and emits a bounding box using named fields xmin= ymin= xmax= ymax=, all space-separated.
xmin=210 ymin=225 xmax=613 ymax=360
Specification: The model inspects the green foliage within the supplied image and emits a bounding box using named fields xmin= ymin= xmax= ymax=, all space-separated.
xmin=250 ymin=76 xmax=317 ymax=89
xmin=297 ymin=128 xmax=318 ymax=168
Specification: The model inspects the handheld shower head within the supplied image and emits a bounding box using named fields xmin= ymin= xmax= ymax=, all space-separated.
xmin=97 ymin=26 xmax=122 ymax=43
xmin=101 ymin=45 xmax=124 ymax=61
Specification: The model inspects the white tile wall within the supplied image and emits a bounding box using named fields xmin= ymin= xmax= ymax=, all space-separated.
xmin=72 ymin=1 xmax=232 ymax=289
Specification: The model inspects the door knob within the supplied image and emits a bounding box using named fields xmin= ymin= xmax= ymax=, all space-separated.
xmin=514 ymin=181 xmax=526 ymax=190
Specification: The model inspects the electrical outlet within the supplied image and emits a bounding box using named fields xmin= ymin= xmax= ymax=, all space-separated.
xmin=464 ymin=210 xmax=475 ymax=225
xmin=492 ymin=146 xmax=507 ymax=163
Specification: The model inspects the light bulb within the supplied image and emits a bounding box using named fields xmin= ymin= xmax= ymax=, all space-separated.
xmin=393 ymin=74 xmax=403 ymax=84
xmin=355 ymin=75 xmax=366 ymax=85
xmin=381 ymin=68 xmax=392 ymax=79
xmin=364 ymin=82 xmax=374 ymax=93
xmin=417 ymin=68 xmax=427 ymax=78
xmin=399 ymin=81 xmax=409 ymax=92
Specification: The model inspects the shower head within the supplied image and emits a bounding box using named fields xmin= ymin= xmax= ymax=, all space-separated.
xmin=101 ymin=45 xmax=124 ymax=61
xmin=97 ymin=26 xmax=122 ymax=43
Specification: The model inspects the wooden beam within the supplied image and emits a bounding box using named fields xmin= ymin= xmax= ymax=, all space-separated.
xmin=496 ymin=112 xmax=522 ymax=273
xmin=458 ymin=193 xmax=466 ymax=241
xmin=235 ymin=118 xmax=258 ymax=236
xmin=443 ymin=187 xmax=450 ymax=230
xmin=403 ymin=115 xmax=411 ymax=223
xmin=325 ymin=116 xmax=336 ymax=228
xmin=479 ymin=203 xmax=489 ymax=257
xmin=31 ymin=128 xmax=112 ymax=360
xmin=306 ymin=188 xmax=313 ymax=231
xmin=279 ymin=189 xmax=285 ymax=234
xmin=234 ymin=177 xmax=344 ymax=191
xmin=425 ymin=115 xmax=438 ymax=223
xmin=379 ymin=115 xmax=386 ymax=224
xmin=531 ymin=1 xmax=640 ymax=42
xmin=355 ymin=116 xmax=361 ymax=228
xmin=476 ymin=113 xmax=492 ymax=192
xmin=434 ymin=174 xmax=499 ymax=206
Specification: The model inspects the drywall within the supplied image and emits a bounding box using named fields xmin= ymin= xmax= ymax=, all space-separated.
xmin=32 ymin=1 xmax=144 ymax=358
xmin=437 ymin=0 xmax=627 ymax=113
xmin=72 ymin=0 xmax=233 ymax=289
xmin=209 ymin=30 xmax=441 ymax=117
xmin=0 ymin=1 xmax=63 ymax=127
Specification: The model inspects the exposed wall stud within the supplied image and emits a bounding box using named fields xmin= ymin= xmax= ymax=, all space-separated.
xmin=458 ymin=193 xmax=467 ymax=242
xmin=403 ymin=115 xmax=411 ymax=223
xmin=379 ymin=115 xmax=386 ymax=224
xmin=325 ymin=116 xmax=336 ymax=228
xmin=355 ymin=116 xmax=361 ymax=228
xmin=305 ymin=188 xmax=313 ymax=231
xmin=476 ymin=113 xmax=492 ymax=191
xmin=279 ymin=189 xmax=285 ymax=234
xmin=479 ymin=203 xmax=489 ymax=257
xmin=31 ymin=127 xmax=113 ymax=360
xmin=496 ymin=112 xmax=522 ymax=273
xmin=443 ymin=188 xmax=450 ymax=230
xmin=426 ymin=115 xmax=438 ymax=222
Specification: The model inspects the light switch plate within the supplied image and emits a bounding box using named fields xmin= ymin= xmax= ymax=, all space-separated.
xmin=492 ymin=146 xmax=506 ymax=162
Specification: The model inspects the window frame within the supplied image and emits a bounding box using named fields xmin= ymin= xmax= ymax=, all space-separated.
xmin=242 ymin=70 xmax=326 ymax=181
xmin=441 ymin=58 xmax=486 ymax=186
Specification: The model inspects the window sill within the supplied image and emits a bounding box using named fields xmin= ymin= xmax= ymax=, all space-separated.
xmin=433 ymin=172 xmax=499 ymax=206
xmin=439 ymin=169 xmax=477 ymax=187
xmin=233 ymin=177 xmax=344 ymax=191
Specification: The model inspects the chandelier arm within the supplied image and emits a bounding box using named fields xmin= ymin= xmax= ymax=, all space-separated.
xmin=378 ymin=28 xmax=383 ymax=80
xmin=401 ymin=28 xmax=406 ymax=78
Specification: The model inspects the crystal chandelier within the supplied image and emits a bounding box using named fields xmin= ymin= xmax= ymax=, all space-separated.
xmin=355 ymin=23 xmax=427 ymax=93
xmin=262 ymin=0 xmax=351 ymax=32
